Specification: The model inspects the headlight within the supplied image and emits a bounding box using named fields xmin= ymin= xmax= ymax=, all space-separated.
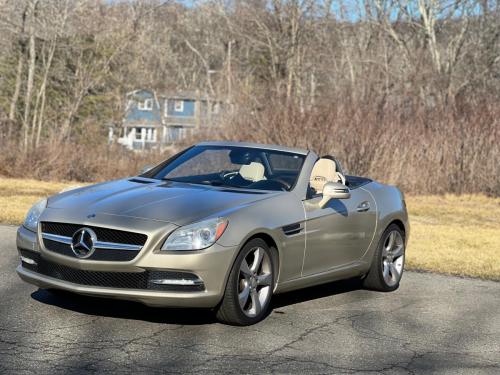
xmin=161 ymin=217 xmax=228 ymax=251
xmin=23 ymin=198 xmax=47 ymax=232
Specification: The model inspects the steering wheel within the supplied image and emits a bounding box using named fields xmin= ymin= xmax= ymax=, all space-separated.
xmin=220 ymin=170 xmax=239 ymax=181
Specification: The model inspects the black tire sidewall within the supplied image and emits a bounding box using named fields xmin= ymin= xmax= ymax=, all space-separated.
xmin=374 ymin=224 xmax=406 ymax=292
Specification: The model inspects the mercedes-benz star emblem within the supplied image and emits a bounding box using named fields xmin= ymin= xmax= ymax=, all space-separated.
xmin=71 ymin=228 xmax=97 ymax=258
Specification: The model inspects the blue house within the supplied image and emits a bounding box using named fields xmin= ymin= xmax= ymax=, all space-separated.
xmin=117 ymin=89 xmax=223 ymax=150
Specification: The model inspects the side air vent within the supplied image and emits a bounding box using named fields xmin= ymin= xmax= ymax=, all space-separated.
xmin=282 ymin=223 xmax=302 ymax=236
xmin=129 ymin=178 xmax=155 ymax=184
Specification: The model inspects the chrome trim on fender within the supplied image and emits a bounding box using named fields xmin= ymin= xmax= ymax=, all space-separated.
xmin=41 ymin=232 xmax=142 ymax=251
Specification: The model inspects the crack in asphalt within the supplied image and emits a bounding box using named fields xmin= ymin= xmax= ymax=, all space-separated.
xmin=1 ymin=291 xmax=499 ymax=375
xmin=0 ymin=224 xmax=499 ymax=374
xmin=1 ymin=285 xmax=499 ymax=375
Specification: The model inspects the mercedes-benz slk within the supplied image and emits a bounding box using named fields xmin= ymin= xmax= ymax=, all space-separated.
xmin=16 ymin=141 xmax=409 ymax=325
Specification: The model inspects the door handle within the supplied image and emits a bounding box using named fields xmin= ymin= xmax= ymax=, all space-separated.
xmin=357 ymin=201 xmax=370 ymax=212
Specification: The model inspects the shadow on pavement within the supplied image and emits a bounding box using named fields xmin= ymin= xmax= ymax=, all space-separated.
xmin=31 ymin=277 xmax=364 ymax=324
xmin=31 ymin=289 xmax=217 ymax=325
xmin=272 ymin=277 xmax=363 ymax=309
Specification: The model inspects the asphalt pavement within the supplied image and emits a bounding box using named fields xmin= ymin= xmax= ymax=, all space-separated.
xmin=0 ymin=225 xmax=498 ymax=374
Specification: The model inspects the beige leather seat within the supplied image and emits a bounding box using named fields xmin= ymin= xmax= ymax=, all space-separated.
xmin=239 ymin=162 xmax=266 ymax=182
xmin=310 ymin=158 xmax=344 ymax=194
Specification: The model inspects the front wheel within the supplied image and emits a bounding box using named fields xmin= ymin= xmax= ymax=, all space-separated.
xmin=363 ymin=224 xmax=406 ymax=292
xmin=216 ymin=239 xmax=275 ymax=325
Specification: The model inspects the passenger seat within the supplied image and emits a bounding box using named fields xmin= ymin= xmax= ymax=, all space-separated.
xmin=309 ymin=158 xmax=343 ymax=194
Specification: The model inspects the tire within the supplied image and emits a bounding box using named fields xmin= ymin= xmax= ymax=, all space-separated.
xmin=216 ymin=238 xmax=275 ymax=325
xmin=363 ymin=224 xmax=406 ymax=292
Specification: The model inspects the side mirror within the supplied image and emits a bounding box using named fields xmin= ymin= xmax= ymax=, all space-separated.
xmin=140 ymin=165 xmax=154 ymax=175
xmin=318 ymin=182 xmax=351 ymax=208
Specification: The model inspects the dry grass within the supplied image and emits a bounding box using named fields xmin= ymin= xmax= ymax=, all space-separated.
xmin=405 ymin=195 xmax=500 ymax=281
xmin=0 ymin=178 xmax=80 ymax=225
xmin=1 ymin=178 xmax=498 ymax=280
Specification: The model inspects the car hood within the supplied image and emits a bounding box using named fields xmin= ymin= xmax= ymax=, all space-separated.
xmin=47 ymin=178 xmax=277 ymax=226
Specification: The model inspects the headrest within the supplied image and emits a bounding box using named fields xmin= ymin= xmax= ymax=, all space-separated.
xmin=311 ymin=158 xmax=337 ymax=179
xmin=310 ymin=158 xmax=340 ymax=192
xmin=239 ymin=162 xmax=266 ymax=182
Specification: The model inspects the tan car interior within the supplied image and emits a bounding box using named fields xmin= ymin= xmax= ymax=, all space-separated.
xmin=237 ymin=158 xmax=345 ymax=192
xmin=239 ymin=162 xmax=266 ymax=182
xmin=310 ymin=158 xmax=345 ymax=194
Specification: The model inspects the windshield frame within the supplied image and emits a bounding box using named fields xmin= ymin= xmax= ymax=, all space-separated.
xmin=140 ymin=145 xmax=307 ymax=192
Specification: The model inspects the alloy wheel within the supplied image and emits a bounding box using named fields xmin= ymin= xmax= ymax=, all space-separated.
xmin=381 ymin=230 xmax=405 ymax=287
xmin=238 ymin=247 xmax=273 ymax=317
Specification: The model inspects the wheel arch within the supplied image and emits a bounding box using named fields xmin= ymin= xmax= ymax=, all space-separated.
xmin=222 ymin=230 xmax=281 ymax=296
xmin=244 ymin=233 xmax=280 ymax=286
xmin=388 ymin=219 xmax=406 ymax=237
xmin=242 ymin=231 xmax=281 ymax=289
xmin=385 ymin=217 xmax=410 ymax=249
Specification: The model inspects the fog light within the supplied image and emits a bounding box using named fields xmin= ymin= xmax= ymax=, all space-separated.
xmin=20 ymin=256 xmax=37 ymax=265
xmin=149 ymin=278 xmax=203 ymax=286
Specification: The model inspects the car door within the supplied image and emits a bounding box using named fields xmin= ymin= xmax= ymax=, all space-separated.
xmin=301 ymin=187 xmax=377 ymax=276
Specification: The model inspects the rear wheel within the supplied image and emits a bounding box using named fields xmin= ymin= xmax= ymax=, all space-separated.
xmin=216 ymin=239 xmax=274 ymax=325
xmin=363 ymin=224 xmax=405 ymax=292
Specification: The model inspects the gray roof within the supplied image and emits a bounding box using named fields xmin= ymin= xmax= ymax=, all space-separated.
xmin=126 ymin=89 xmax=224 ymax=102
xmin=196 ymin=141 xmax=309 ymax=155
xmin=160 ymin=90 xmax=203 ymax=100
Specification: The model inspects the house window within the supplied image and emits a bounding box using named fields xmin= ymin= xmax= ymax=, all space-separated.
xmin=138 ymin=98 xmax=153 ymax=111
xmin=166 ymin=126 xmax=189 ymax=142
xmin=135 ymin=127 xmax=144 ymax=140
xmin=174 ymin=100 xmax=184 ymax=112
xmin=146 ymin=128 xmax=157 ymax=142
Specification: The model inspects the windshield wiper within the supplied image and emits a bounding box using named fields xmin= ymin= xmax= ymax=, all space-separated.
xmin=162 ymin=178 xmax=224 ymax=187
xmin=162 ymin=178 xmax=186 ymax=183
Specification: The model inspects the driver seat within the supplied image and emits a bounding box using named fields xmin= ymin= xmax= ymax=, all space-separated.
xmin=239 ymin=162 xmax=266 ymax=182
xmin=310 ymin=158 xmax=343 ymax=194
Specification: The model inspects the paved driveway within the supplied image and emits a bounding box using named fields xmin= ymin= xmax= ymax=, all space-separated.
xmin=0 ymin=225 xmax=498 ymax=374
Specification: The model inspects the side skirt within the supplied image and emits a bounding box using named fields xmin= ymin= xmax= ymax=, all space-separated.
xmin=274 ymin=261 xmax=368 ymax=294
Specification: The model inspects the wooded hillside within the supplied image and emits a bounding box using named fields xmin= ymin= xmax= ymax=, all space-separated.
xmin=0 ymin=0 xmax=498 ymax=194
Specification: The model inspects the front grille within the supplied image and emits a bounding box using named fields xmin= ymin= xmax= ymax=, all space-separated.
xmin=43 ymin=239 xmax=138 ymax=262
xmin=41 ymin=222 xmax=147 ymax=246
xmin=18 ymin=249 xmax=204 ymax=292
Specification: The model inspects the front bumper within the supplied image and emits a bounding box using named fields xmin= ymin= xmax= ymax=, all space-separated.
xmin=16 ymin=225 xmax=238 ymax=308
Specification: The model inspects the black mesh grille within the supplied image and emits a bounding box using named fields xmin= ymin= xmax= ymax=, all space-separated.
xmin=18 ymin=248 xmax=204 ymax=292
xmin=43 ymin=239 xmax=139 ymax=262
xmin=41 ymin=222 xmax=147 ymax=246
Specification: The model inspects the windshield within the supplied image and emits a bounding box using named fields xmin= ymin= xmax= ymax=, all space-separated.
xmin=146 ymin=145 xmax=306 ymax=192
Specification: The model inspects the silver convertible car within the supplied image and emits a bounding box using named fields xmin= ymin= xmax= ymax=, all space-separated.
xmin=16 ymin=141 xmax=409 ymax=325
